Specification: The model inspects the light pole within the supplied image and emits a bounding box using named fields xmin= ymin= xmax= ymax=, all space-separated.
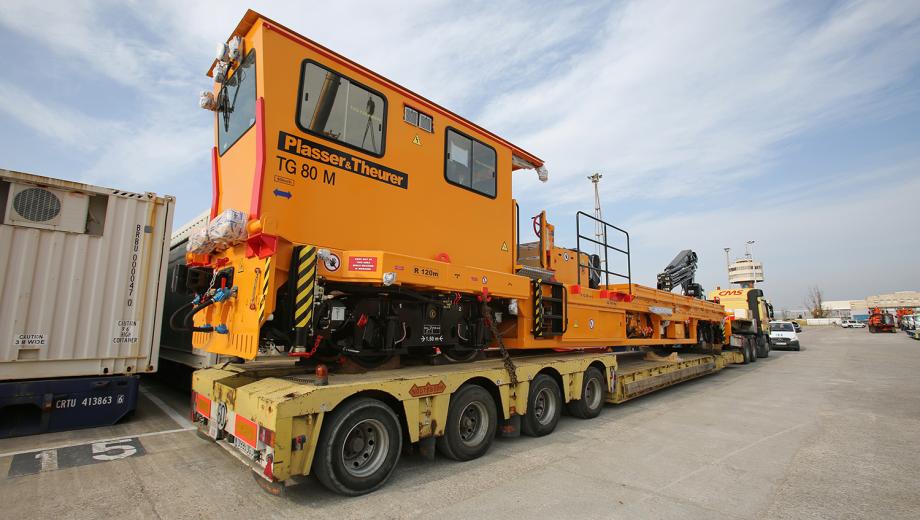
xmin=588 ymin=173 xmax=603 ymax=261
xmin=724 ymin=247 xmax=731 ymax=286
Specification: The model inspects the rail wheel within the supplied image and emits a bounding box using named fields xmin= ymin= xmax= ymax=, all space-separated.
xmin=312 ymin=397 xmax=402 ymax=496
xmin=437 ymin=384 xmax=497 ymax=461
xmin=566 ymin=367 xmax=606 ymax=419
xmin=522 ymin=374 xmax=562 ymax=436
xmin=440 ymin=346 xmax=478 ymax=363
xmin=351 ymin=353 xmax=394 ymax=369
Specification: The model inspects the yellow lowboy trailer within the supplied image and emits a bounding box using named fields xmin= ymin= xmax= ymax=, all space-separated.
xmin=192 ymin=348 xmax=742 ymax=495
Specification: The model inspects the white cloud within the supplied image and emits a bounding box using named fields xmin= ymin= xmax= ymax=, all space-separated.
xmin=0 ymin=81 xmax=121 ymax=150
xmin=0 ymin=0 xmax=196 ymax=92
xmin=481 ymin=0 xmax=920 ymax=205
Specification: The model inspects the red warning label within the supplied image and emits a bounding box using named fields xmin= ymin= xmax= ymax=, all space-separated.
xmin=348 ymin=256 xmax=378 ymax=272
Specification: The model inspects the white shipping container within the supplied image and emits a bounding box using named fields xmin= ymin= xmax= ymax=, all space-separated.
xmin=0 ymin=169 xmax=174 ymax=380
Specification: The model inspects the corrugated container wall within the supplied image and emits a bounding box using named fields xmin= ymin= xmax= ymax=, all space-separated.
xmin=0 ymin=170 xmax=174 ymax=380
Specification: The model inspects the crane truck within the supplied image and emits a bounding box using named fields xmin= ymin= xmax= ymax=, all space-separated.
xmin=182 ymin=10 xmax=755 ymax=496
xmin=868 ymin=308 xmax=896 ymax=333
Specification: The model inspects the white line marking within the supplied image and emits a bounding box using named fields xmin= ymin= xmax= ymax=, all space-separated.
xmin=0 ymin=427 xmax=194 ymax=459
xmin=140 ymin=386 xmax=195 ymax=429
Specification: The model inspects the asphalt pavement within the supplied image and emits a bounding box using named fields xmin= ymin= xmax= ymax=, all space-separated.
xmin=1 ymin=326 xmax=918 ymax=519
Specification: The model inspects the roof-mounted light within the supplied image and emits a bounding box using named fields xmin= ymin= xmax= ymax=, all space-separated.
xmin=214 ymin=62 xmax=228 ymax=84
xmin=228 ymin=36 xmax=244 ymax=62
xmin=512 ymin=155 xmax=549 ymax=183
xmin=215 ymin=42 xmax=230 ymax=63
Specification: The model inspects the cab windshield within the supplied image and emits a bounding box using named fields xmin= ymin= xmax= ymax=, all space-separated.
xmin=218 ymin=50 xmax=257 ymax=155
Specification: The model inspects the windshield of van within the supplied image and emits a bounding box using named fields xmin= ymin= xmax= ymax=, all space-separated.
xmin=771 ymin=322 xmax=794 ymax=332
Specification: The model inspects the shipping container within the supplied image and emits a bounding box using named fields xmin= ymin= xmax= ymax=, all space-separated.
xmin=0 ymin=169 xmax=173 ymax=380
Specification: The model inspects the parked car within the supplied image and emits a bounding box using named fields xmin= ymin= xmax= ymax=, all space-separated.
xmin=770 ymin=321 xmax=801 ymax=350
xmin=840 ymin=319 xmax=864 ymax=328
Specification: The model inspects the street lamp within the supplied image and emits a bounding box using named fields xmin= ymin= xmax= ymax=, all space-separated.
xmin=724 ymin=247 xmax=731 ymax=286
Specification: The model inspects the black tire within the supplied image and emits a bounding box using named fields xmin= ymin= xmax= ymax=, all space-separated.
xmin=567 ymin=367 xmax=606 ymax=419
xmin=522 ymin=374 xmax=563 ymax=437
xmin=749 ymin=339 xmax=758 ymax=363
xmin=757 ymin=336 xmax=770 ymax=358
xmin=312 ymin=398 xmax=402 ymax=496
xmin=437 ymin=384 xmax=497 ymax=461
xmin=741 ymin=340 xmax=751 ymax=364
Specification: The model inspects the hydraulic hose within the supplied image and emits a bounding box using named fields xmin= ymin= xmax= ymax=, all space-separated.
xmin=169 ymin=297 xmax=217 ymax=333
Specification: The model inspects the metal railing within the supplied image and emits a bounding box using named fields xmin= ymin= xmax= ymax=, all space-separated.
xmin=575 ymin=211 xmax=631 ymax=291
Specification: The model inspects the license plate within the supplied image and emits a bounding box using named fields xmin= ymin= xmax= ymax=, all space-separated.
xmin=234 ymin=436 xmax=257 ymax=460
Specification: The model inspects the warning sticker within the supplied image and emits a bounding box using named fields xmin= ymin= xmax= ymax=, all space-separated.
xmin=14 ymin=334 xmax=46 ymax=347
xmin=348 ymin=256 xmax=378 ymax=272
xmin=113 ymin=320 xmax=139 ymax=345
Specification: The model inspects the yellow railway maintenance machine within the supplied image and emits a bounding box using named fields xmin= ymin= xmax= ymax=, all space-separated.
xmin=182 ymin=11 xmax=743 ymax=496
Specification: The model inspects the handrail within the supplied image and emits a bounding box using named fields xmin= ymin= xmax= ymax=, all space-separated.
xmin=575 ymin=211 xmax=632 ymax=293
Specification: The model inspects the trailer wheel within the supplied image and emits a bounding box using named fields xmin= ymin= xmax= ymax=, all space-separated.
xmin=437 ymin=384 xmax=497 ymax=461
xmin=757 ymin=336 xmax=770 ymax=358
xmin=567 ymin=367 xmax=606 ymax=419
xmin=741 ymin=341 xmax=751 ymax=364
xmin=522 ymin=374 xmax=562 ymax=437
xmin=312 ymin=397 xmax=402 ymax=496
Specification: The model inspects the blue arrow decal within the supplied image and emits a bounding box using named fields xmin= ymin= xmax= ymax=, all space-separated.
xmin=273 ymin=188 xmax=292 ymax=199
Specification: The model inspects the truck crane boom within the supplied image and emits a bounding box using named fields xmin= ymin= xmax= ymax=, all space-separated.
xmin=657 ymin=249 xmax=704 ymax=298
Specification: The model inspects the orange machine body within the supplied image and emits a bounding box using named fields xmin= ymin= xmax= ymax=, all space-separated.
xmin=191 ymin=10 xmax=727 ymax=360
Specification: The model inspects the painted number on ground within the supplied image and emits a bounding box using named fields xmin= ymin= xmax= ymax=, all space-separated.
xmin=7 ymin=438 xmax=145 ymax=477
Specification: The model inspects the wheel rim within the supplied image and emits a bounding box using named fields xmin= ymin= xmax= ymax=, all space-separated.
xmin=533 ymin=388 xmax=557 ymax=426
xmin=341 ymin=418 xmax=390 ymax=478
xmin=584 ymin=377 xmax=602 ymax=410
xmin=458 ymin=401 xmax=489 ymax=446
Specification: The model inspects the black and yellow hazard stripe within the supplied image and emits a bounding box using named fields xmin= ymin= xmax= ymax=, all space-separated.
xmin=258 ymin=257 xmax=272 ymax=324
xmin=533 ymin=278 xmax=544 ymax=337
xmin=293 ymin=246 xmax=317 ymax=331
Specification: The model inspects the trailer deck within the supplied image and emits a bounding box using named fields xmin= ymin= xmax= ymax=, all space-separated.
xmin=191 ymin=347 xmax=743 ymax=491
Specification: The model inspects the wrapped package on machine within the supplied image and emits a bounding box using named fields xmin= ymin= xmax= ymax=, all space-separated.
xmin=187 ymin=225 xmax=214 ymax=255
xmin=208 ymin=209 xmax=248 ymax=251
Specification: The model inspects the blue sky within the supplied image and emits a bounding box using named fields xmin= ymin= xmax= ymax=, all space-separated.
xmin=1 ymin=0 xmax=918 ymax=310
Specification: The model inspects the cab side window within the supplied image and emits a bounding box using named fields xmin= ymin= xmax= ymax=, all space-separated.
xmin=445 ymin=128 xmax=496 ymax=197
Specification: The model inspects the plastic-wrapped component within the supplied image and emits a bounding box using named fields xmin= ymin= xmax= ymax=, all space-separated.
xmin=187 ymin=225 xmax=214 ymax=254
xmin=208 ymin=208 xmax=248 ymax=251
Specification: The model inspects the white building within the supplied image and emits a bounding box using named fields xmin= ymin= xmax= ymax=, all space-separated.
xmin=865 ymin=291 xmax=920 ymax=311
xmin=728 ymin=258 xmax=764 ymax=288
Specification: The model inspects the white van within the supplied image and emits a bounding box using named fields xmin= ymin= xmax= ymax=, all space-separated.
xmin=769 ymin=321 xmax=801 ymax=351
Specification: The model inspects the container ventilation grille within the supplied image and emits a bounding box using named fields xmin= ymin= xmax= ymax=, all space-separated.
xmin=13 ymin=187 xmax=61 ymax=222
